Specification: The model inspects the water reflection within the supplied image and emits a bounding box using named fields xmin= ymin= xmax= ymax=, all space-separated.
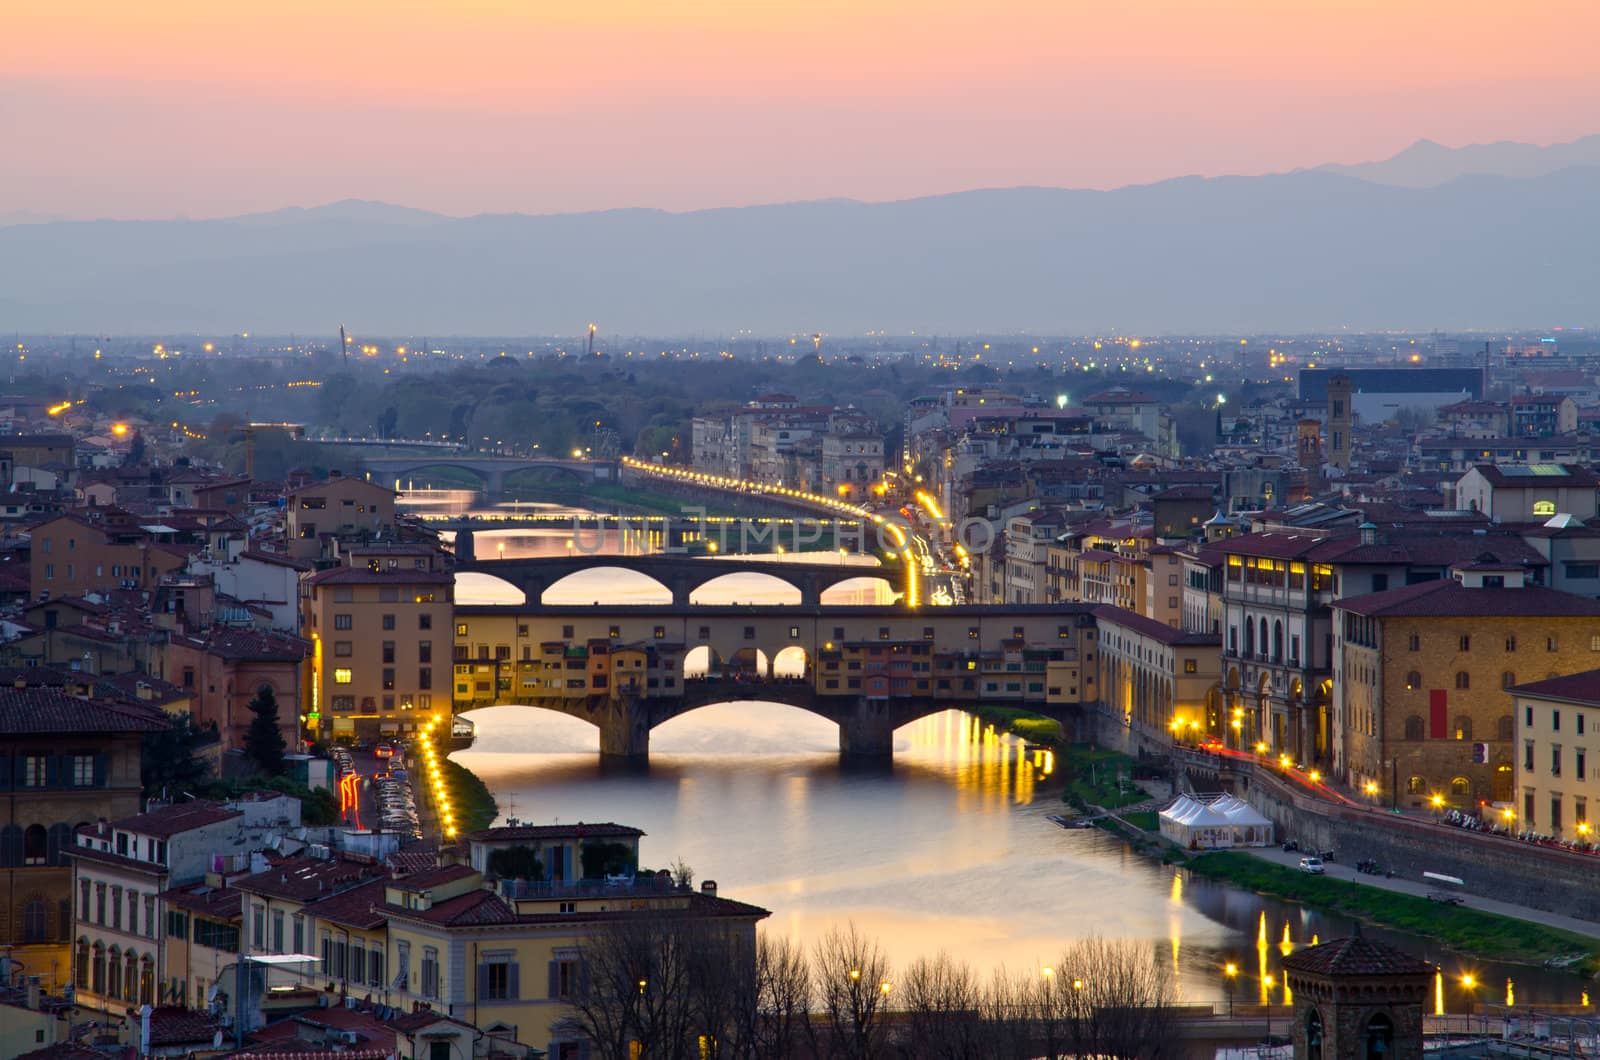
xmin=453 ymin=703 xmax=1594 ymax=1010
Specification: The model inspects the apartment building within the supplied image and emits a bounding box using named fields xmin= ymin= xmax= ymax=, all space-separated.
xmin=380 ymin=858 xmax=768 ymax=1057
xmin=160 ymin=628 xmax=309 ymax=752
xmin=304 ymin=566 xmax=453 ymax=742
xmin=284 ymin=474 xmax=397 ymax=562
xmin=0 ymin=687 xmax=167 ymax=987
xmin=1333 ymin=563 xmax=1600 ymax=810
xmin=1510 ymin=670 xmax=1600 ymax=839
xmin=29 ymin=511 xmax=188 ymax=597
xmin=70 ymin=801 xmax=243 ymax=1014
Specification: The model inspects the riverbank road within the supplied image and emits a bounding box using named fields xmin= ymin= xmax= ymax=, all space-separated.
xmin=1242 ymin=845 xmax=1600 ymax=941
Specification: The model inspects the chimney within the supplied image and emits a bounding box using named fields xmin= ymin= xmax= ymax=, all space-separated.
xmin=700 ymin=880 xmax=718 ymax=897
xmin=25 ymin=974 xmax=39 ymax=1011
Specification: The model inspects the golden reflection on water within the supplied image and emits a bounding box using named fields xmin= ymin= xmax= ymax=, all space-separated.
xmin=1435 ymin=970 xmax=1445 ymax=1016
xmin=1506 ymin=977 xmax=1514 ymax=1008
xmin=902 ymin=712 xmax=1050 ymax=808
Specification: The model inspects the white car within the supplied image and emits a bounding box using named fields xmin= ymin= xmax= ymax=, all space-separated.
xmin=1299 ymin=856 xmax=1326 ymax=875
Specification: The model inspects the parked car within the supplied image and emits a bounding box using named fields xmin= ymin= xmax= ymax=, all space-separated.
xmin=1298 ymin=856 xmax=1325 ymax=875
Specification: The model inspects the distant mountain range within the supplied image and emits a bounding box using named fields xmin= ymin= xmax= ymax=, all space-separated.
xmin=1313 ymin=133 xmax=1600 ymax=187
xmin=2 ymin=137 xmax=1596 ymax=335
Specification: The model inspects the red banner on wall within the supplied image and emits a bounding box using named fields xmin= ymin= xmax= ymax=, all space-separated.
xmin=1429 ymin=690 xmax=1448 ymax=739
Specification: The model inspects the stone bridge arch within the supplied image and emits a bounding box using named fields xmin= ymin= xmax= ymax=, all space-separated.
xmin=463 ymin=683 xmax=953 ymax=760
xmin=459 ymin=555 xmax=896 ymax=608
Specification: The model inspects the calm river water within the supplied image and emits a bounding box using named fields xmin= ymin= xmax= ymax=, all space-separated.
xmin=429 ymin=490 xmax=1589 ymax=1012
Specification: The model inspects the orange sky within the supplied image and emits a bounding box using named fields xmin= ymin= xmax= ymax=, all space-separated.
xmin=4 ymin=0 xmax=1596 ymax=218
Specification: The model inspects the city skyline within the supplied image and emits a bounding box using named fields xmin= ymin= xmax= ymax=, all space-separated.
xmin=5 ymin=0 xmax=1598 ymax=219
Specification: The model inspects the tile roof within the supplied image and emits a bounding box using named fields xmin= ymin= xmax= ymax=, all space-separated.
xmin=176 ymin=628 xmax=310 ymax=662
xmin=1508 ymin=669 xmax=1600 ymax=707
xmin=387 ymin=863 xmax=477 ymax=891
xmin=1092 ymin=605 xmax=1220 ymax=648
xmin=0 ymin=688 xmax=168 ymax=735
xmin=149 ymin=1005 xmax=221 ymax=1046
xmin=16 ymin=1044 xmax=107 ymax=1060
xmin=1334 ymin=579 xmax=1600 ymax=619
xmin=303 ymin=877 xmax=389 ymax=931
xmin=1280 ymin=935 xmax=1433 ymax=977
xmin=109 ymin=799 xmax=242 ymax=838
xmin=468 ymin=822 xmax=645 ymax=842
xmin=384 ymin=886 xmax=518 ymax=927
xmin=306 ymin=566 xmax=453 ymax=587
xmin=159 ymin=881 xmax=243 ymax=920
xmin=237 ymin=854 xmax=387 ymax=902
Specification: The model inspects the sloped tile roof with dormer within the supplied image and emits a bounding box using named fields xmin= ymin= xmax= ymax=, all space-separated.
xmin=0 ymin=687 xmax=168 ymax=734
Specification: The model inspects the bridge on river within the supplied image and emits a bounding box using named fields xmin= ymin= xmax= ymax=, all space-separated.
xmin=451 ymin=602 xmax=1095 ymax=758
xmin=362 ymin=455 xmax=618 ymax=492
xmin=457 ymin=551 xmax=910 ymax=607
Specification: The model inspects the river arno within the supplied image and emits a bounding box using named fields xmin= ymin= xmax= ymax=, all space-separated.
xmin=433 ymin=490 xmax=1591 ymax=1013
xmin=451 ymin=704 xmax=1590 ymax=1013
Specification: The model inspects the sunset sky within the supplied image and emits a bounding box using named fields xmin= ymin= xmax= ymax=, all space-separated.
xmin=4 ymin=0 xmax=1596 ymax=219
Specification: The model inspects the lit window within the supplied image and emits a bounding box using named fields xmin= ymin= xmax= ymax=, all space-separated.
xmin=333 ymin=669 xmax=353 ymax=685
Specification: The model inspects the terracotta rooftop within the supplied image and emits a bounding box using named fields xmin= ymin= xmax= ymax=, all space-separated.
xmin=0 ymin=688 xmax=168 ymax=735
xmin=1092 ymin=605 xmax=1219 ymax=648
xmin=1280 ymin=934 xmax=1433 ymax=977
xmin=148 ymin=1005 xmax=221 ymax=1046
xmin=237 ymin=854 xmax=388 ymax=902
xmin=109 ymin=799 xmax=242 ymax=838
xmin=306 ymin=566 xmax=453 ymax=587
xmin=159 ymin=880 xmax=244 ymax=920
xmin=302 ymin=876 xmax=390 ymax=930
xmin=1334 ymin=579 xmax=1600 ymax=619
xmin=1509 ymin=669 xmax=1600 ymax=707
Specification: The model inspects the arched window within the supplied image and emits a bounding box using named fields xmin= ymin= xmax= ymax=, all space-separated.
xmin=1307 ymin=1007 xmax=1325 ymax=1060
xmin=106 ymin=946 xmax=122 ymax=999
xmin=1405 ymin=671 xmax=1422 ymax=690
xmin=1244 ymin=622 xmax=1255 ymax=657
xmin=140 ymin=957 xmax=155 ymax=1005
xmin=1407 ymin=775 xmax=1426 ymax=794
xmin=1258 ymin=618 xmax=1268 ymax=658
xmin=1498 ymin=715 xmax=1515 ymax=741
xmin=74 ymin=939 xmax=89 ymax=991
xmin=1534 ymin=500 xmax=1557 ymax=516
xmin=1365 ymin=1012 xmax=1394 ymax=1060
xmin=21 ymin=898 xmax=47 ymax=942
xmin=1404 ymin=715 xmax=1424 ymax=740
xmin=1273 ymin=621 xmax=1284 ymax=663
xmin=1455 ymin=671 xmax=1470 ymax=690
xmin=1502 ymin=671 xmax=1516 ymax=690
xmin=124 ymin=953 xmax=139 ymax=1002
xmin=22 ymin=825 xmax=46 ymax=866
xmin=1454 ymin=716 xmax=1472 ymax=741
xmin=91 ymin=944 xmax=105 ymax=995
xmin=1451 ymin=776 xmax=1472 ymax=796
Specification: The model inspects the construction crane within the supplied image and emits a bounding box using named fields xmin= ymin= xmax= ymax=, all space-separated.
xmin=586 ymin=323 xmax=597 ymax=357
xmin=339 ymin=324 xmax=349 ymax=365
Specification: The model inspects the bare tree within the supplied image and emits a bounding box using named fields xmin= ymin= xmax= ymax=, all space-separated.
xmin=735 ymin=934 xmax=813 ymax=1060
xmin=810 ymin=924 xmax=892 ymax=1060
xmin=895 ymin=952 xmax=985 ymax=1059
xmin=558 ymin=913 xmax=756 ymax=1060
xmin=1053 ymin=936 xmax=1176 ymax=1059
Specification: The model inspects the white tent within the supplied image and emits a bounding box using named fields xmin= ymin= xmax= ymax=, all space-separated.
xmin=1210 ymin=794 xmax=1274 ymax=847
xmin=1158 ymin=795 xmax=1236 ymax=849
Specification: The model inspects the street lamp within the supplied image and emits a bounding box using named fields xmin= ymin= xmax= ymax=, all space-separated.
xmin=1263 ymin=974 xmax=1275 ymax=1044
xmin=1223 ymin=962 xmax=1237 ymax=1017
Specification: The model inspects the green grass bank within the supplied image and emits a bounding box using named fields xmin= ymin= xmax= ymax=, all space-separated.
xmin=1186 ymin=851 xmax=1600 ymax=975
